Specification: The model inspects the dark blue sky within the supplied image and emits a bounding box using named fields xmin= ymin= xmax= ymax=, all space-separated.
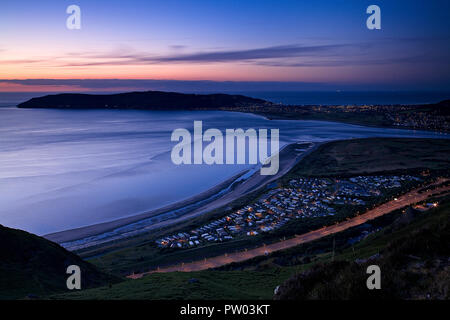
xmin=0 ymin=0 xmax=449 ymax=91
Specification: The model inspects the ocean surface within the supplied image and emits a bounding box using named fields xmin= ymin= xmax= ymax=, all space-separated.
xmin=0 ymin=103 xmax=448 ymax=235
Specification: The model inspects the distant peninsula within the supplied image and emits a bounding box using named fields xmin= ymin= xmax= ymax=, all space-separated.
xmin=16 ymin=91 xmax=449 ymax=132
xmin=17 ymin=91 xmax=270 ymax=110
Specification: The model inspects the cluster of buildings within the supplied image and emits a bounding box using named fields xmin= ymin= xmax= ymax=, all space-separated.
xmin=348 ymin=175 xmax=420 ymax=189
xmin=223 ymin=103 xmax=450 ymax=133
xmin=385 ymin=109 xmax=449 ymax=132
xmin=324 ymin=105 xmax=449 ymax=132
xmin=335 ymin=175 xmax=421 ymax=202
xmin=156 ymin=175 xmax=421 ymax=249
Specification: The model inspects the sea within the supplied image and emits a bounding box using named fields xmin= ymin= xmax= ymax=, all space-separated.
xmin=0 ymin=91 xmax=448 ymax=235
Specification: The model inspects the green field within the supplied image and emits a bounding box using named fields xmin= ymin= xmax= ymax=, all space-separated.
xmin=285 ymin=138 xmax=450 ymax=177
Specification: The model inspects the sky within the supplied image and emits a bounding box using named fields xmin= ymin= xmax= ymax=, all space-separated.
xmin=0 ymin=0 xmax=449 ymax=92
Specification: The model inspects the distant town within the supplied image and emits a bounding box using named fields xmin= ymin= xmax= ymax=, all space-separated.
xmin=311 ymin=104 xmax=450 ymax=132
xmin=156 ymin=175 xmax=422 ymax=249
xmin=221 ymin=100 xmax=450 ymax=133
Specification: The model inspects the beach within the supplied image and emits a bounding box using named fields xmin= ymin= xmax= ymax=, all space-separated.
xmin=45 ymin=141 xmax=318 ymax=249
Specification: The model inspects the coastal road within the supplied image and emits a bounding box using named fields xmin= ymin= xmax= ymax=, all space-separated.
xmin=128 ymin=179 xmax=449 ymax=278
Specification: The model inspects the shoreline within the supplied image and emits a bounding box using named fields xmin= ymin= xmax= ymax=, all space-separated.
xmin=45 ymin=141 xmax=318 ymax=249
xmin=240 ymin=110 xmax=450 ymax=134
xmin=44 ymin=170 xmax=248 ymax=243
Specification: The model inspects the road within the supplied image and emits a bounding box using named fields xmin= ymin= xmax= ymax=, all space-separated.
xmin=128 ymin=179 xmax=449 ymax=279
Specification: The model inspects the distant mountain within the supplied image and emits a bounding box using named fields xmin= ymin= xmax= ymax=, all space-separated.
xmin=0 ymin=224 xmax=118 ymax=299
xmin=17 ymin=91 xmax=269 ymax=110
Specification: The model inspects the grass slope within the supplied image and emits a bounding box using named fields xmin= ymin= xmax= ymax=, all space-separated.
xmin=0 ymin=225 xmax=118 ymax=299
xmin=275 ymin=200 xmax=450 ymax=299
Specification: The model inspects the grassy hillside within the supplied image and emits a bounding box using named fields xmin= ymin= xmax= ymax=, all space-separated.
xmin=275 ymin=199 xmax=450 ymax=300
xmin=52 ymin=269 xmax=296 ymax=300
xmin=0 ymin=225 xmax=118 ymax=299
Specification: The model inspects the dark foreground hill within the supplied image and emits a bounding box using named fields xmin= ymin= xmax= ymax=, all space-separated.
xmin=0 ymin=224 xmax=118 ymax=299
xmin=274 ymin=201 xmax=450 ymax=300
xmin=17 ymin=91 xmax=269 ymax=110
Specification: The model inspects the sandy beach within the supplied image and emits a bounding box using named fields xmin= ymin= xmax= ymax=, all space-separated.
xmin=45 ymin=141 xmax=318 ymax=248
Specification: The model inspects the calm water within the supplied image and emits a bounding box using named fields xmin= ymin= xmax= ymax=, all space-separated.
xmin=0 ymin=107 xmax=447 ymax=235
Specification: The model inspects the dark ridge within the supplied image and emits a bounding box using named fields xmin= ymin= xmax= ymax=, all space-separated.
xmin=17 ymin=91 xmax=270 ymax=110
xmin=0 ymin=224 xmax=119 ymax=299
